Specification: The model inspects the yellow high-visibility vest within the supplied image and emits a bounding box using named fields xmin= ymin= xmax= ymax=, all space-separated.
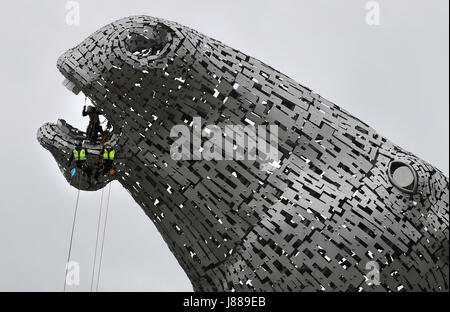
xmin=103 ymin=148 xmax=115 ymax=160
xmin=73 ymin=149 xmax=86 ymax=161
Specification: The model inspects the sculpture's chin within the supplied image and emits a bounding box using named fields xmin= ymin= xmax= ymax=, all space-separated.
xmin=37 ymin=119 xmax=119 ymax=191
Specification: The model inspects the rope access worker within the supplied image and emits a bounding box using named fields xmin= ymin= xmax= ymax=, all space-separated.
xmin=82 ymin=105 xmax=102 ymax=142
xmin=95 ymin=145 xmax=116 ymax=180
xmin=68 ymin=142 xmax=92 ymax=182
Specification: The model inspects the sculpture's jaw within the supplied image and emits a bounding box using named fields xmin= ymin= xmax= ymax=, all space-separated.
xmin=37 ymin=55 xmax=123 ymax=191
xmin=37 ymin=119 xmax=120 ymax=191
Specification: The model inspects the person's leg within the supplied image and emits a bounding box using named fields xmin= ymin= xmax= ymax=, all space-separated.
xmin=97 ymin=124 xmax=103 ymax=140
xmin=104 ymin=160 xmax=112 ymax=175
xmin=85 ymin=164 xmax=92 ymax=178
xmin=73 ymin=162 xmax=83 ymax=179
xmin=86 ymin=124 xmax=92 ymax=140
xmin=83 ymin=163 xmax=93 ymax=187
xmin=94 ymin=166 xmax=100 ymax=180
xmin=91 ymin=123 xmax=100 ymax=142
xmin=94 ymin=160 xmax=103 ymax=181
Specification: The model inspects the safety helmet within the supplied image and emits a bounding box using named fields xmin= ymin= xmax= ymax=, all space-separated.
xmin=109 ymin=168 xmax=116 ymax=176
xmin=75 ymin=141 xmax=82 ymax=147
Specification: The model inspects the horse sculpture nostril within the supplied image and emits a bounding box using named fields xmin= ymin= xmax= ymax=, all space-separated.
xmin=125 ymin=32 xmax=166 ymax=58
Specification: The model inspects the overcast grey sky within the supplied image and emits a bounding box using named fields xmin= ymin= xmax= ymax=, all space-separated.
xmin=0 ymin=0 xmax=448 ymax=292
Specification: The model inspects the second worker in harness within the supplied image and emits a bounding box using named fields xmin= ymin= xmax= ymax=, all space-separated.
xmin=95 ymin=145 xmax=116 ymax=180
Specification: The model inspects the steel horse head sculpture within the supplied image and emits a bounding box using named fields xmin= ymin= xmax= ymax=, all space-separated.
xmin=38 ymin=16 xmax=449 ymax=292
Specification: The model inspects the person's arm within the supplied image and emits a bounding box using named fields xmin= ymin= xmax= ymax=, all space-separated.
xmin=99 ymin=149 xmax=104 ymax=168
xmin=82 ymin=105 xmax=88 ymax=117
xmin=67 ymin=152 xmax=74 ymax=167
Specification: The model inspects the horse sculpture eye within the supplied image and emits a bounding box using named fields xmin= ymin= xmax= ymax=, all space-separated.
xmin=388 ymin=160 xmax=418 ymax=194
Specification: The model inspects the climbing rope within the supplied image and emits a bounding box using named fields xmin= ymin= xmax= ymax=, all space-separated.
xmin=63 ymin=176 xmax=81 ymax=292
xmin=63 ymin=160 xmax=114 ymax=292
xmin=90 ymin=187 xmax=105 ymax=292
xmin=95 ymin=182 xmax=113 ymax=292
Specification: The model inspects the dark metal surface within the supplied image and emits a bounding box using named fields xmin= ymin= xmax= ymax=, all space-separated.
xmin=37 ymin=16 xmax=449 ymax=292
